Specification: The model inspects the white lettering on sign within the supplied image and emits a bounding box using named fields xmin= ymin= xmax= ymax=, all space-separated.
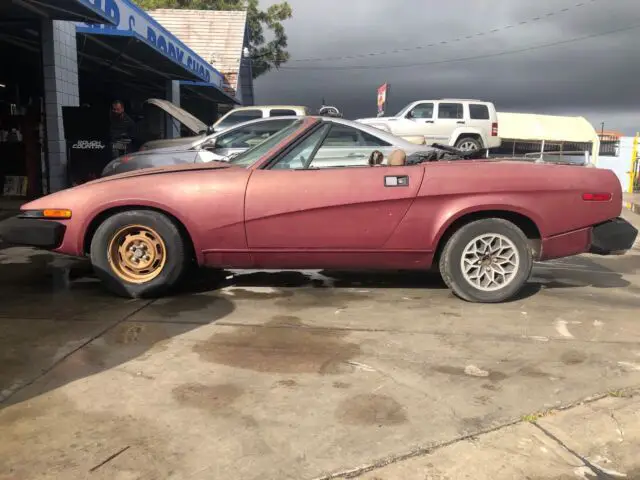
xmin=75 ymin=0 xmax=223 ymax=86
xmin=72 ymin=140 xmax=106 ymax=150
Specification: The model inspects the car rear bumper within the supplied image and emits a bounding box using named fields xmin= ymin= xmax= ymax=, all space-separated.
xmin=589 ymin=217 xmax=638 ymax=255
xmin=0 ymin=216 xmax=66 ymax=249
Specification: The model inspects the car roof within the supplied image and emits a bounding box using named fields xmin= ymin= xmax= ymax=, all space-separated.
xmin=230 ymin=105 xmax=308 ymax=111
xmin=194 ymin=115 xmax=426 ymax=150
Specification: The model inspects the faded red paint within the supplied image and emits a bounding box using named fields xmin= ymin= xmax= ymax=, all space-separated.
xmin=20 ymin=120 xmax=624 ymax=270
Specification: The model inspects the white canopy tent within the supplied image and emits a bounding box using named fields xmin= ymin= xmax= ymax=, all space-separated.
xmin=496 ymin=112 xmax=600 ymax=164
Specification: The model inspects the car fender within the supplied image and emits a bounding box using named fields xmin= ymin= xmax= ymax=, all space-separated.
xmin=78 ymin=198 xmax=205 ymax=263
xmin=448 ymin=127 xmax=488 ymax=147
xmin=431 ymin=197 xmax=546 ymax=248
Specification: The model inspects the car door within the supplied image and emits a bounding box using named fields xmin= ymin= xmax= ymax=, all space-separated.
xmin=390 ymin=102 xmax=435 ymax=138
xmin=244 ymin=122 xmax=426 ymax=268
xmin=431 ymin=102 xmax=465 ymax=144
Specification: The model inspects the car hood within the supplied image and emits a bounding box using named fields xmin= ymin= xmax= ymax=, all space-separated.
xmin=146 ymin=98 xmax=208 ymax=135
xmin=139 ymin=136 xmax=204 ymax=151
xmin=89 ymin=160 xmax=234 ymax=185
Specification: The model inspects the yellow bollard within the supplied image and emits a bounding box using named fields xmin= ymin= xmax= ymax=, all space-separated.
xmin=630 ymin=133 xmax=639 ymax=193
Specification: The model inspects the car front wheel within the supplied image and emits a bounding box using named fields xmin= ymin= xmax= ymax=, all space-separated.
xmin=90 ymin=210 xmax=189 ymax=298
xmin=439 ymin=218 xmax=533 ymax=303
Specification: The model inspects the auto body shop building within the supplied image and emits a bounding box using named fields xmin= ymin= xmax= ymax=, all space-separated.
xmin=0 ymin=0 xmax=245 ymax=201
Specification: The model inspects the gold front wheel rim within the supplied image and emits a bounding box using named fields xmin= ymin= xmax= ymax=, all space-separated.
xmin=107 ymin=225 xmax=167 ymax=284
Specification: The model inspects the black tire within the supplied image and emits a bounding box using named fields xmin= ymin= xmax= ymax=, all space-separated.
xmin=454 ymin=136 xmax=482 ymax=151
xmin=438 ymin=218 xmax=533 ymax=303
xmin=90 ymin=210 xmax=189 ymax=298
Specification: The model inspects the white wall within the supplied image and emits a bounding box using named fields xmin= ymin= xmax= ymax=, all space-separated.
xmin=597 ymin=136 xmax=636 ymax=193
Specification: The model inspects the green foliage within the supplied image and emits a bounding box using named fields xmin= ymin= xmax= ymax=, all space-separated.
xmin=133 ymin=0 xmax=292 ymax=78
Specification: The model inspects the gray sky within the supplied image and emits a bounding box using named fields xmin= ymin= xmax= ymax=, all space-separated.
xmin=254 ymin=0 xmax=640 ymax=134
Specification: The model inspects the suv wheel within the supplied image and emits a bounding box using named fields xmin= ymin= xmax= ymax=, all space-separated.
xmin=455 ymin=137 xmax=482 ymax=151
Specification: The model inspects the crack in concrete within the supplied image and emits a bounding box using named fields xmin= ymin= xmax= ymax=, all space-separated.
xmin=610 ymin=411 xmax=625 ymax=443
xmin=533 ymin=423 xmax=621 ymax=480
xmin=0 ymin=299 xmax=156 ymax=405
xmin=312 ymin=387 xmax=640 ymax=480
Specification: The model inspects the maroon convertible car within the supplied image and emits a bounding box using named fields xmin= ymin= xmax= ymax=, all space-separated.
xmin=0 ymin=117 xmax=637 ymax=303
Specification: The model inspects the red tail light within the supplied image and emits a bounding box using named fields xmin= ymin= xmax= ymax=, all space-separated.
xmin=582 ymin=192 xmax=612 ymax=202
xmin=491 ymin=122 xmax=498 ymax=136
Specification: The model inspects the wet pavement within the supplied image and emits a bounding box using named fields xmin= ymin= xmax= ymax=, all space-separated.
xmin=1 ymin=214 xmax=640 ymax=479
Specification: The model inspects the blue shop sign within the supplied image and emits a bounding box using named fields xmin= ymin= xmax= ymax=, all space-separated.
xmin=76 ymin=0 xmax=223 ymax=86
xmin=73 ymin=0 xmax=118 ymax=24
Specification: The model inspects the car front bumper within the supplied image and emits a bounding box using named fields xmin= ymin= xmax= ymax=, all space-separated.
xmin=0 ymin=216 xmax=66 ymax=249
xmin=589 ymin=217 xmax=638 ymax=255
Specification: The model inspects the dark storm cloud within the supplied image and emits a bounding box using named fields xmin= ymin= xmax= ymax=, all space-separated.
xmin=254 ymin=0 xmax=640 ymax=133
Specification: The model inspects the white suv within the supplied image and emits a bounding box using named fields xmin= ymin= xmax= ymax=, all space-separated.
xmin=213 ymin=105 xmax=309 ymax=132
xmin=356 ymin=99 xmax=501 ymax=151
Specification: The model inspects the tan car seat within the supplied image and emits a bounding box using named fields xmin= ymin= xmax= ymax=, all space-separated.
xmin=388 ymin=149 xmax=407 ymax=166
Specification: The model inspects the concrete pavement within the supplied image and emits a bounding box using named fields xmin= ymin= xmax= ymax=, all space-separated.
xmin=342 ymin=392 xmax=640 ymax=479
xmin=0 ymin=207 xmax=639 ymax=479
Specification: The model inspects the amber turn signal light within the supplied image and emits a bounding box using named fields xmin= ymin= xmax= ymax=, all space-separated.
xmin=42 ymin=209 xmax=72 ymax=219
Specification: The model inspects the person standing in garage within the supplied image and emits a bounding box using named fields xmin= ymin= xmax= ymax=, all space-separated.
xmin=110 ymin=100 xmax=136 ymax=159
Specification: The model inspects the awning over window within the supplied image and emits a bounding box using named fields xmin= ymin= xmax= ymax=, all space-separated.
xmin=0 ymin=0 xmax=117 ymax=24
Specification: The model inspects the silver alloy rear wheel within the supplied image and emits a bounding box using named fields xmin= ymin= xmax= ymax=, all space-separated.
xmin=438 ymin=218 xmax=533 ymax=303
xmin=460 ymin=234 xmax=519 ymax=292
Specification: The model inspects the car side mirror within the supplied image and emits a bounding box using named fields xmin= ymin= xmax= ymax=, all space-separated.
xmin=406 ymin=111 xmax=414 ymax=119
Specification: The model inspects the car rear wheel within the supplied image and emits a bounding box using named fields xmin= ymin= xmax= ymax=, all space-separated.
xmin=439 ymin=218 xmax=533 ymax=303
xmin=90 ymin=210 xmax=188 ymax=298
xmin=454 ymin=137 xmax=482 ymax=151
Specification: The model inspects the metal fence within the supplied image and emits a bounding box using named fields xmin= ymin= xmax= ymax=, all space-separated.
xmin=491 ymin=138 xmax=619 ymax=158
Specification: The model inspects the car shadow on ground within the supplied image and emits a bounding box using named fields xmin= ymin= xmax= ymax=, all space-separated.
xmin=0 ymin=250 xmax=634 ymax=408
xmin=0 ymin=252 xmax=236 ymax=409
xmin=176 ymin=257 xmax=632 ymax=303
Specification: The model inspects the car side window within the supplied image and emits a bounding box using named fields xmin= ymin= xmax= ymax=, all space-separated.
xmin=215 ymin=119 xmax=296 ymax=149
xmin=270 ymin=125 xmax=331 ymax=170
xmin=309 ymin=124 xmax=391 ymax=169
xmin=216 ymin=109 xmax=263 ymax=129
xmin=408 ymin=103 xmax=434 ymax=119
xmin=269 ymin=109 xmax=297 ymax=117
xmin=437 ymin=103 xmax=464 ymax=119
xmin=322 ymin=124 xmax=391 ymax=147
xmin=469 ymin=104 xmax=490 ymax=120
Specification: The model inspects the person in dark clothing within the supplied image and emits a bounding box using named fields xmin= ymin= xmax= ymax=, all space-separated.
xmin=110 ymin=100 xmax=136 ymax=158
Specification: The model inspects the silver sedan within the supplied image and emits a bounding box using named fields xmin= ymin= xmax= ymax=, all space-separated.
xmin=101 ymin=116 xmax=433 ymax=177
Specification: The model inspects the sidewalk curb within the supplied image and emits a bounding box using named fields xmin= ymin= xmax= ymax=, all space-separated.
xmin=319 ymin=386 xmax=640 ymax=480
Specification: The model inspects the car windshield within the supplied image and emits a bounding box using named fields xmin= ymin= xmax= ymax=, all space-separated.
xmin=228 ymin=119 xmax=305 ymax=167
xmin=394 ymin=104 xmax=412 ymax=117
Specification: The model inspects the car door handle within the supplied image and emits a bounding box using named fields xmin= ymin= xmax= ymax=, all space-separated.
xmin=348 ymin=153 xmax=366 ymax=158
xmin=457 ymin=121 xmax=465 ymax=124
xmin=424 ymin=120 xmax=434 ymax=123
xmin=384 ymin=175 xmax=409 ymax=187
